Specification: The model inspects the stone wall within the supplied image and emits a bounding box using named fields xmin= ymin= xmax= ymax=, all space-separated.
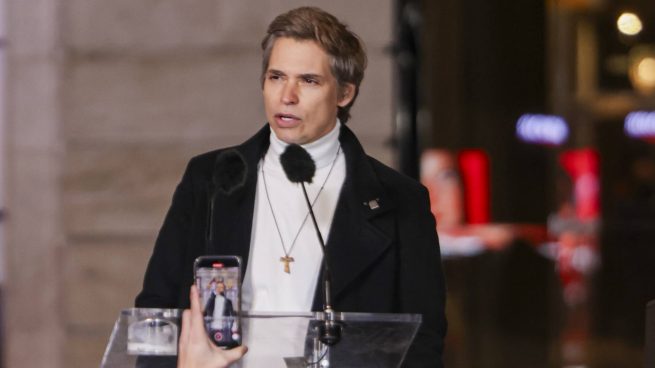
xmin=4 ymin=1 xmax=393 ymax=367
xmin=4 ymin=0 xmax=65 ymax=366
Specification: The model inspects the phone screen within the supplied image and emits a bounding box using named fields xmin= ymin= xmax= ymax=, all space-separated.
xmin=194 ymin=256 xmax=242 ymax=348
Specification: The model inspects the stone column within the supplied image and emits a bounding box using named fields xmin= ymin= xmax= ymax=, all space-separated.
xmin=4 ymin=0 xmax=65 ymax=367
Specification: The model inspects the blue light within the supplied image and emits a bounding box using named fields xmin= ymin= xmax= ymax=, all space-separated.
xmin=625 ymin=111 xmax=655 ymax=138
xmin=516 ymin=114 xmax=569 ymax=145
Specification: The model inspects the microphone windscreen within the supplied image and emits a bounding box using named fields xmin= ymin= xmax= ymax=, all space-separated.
xmin=280 ymin=144 xmax=316 ymax=183
xmin=213 ymin=149 xmax=248 ymax=194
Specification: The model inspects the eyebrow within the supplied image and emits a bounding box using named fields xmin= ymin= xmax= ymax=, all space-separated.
xmin=299 ymin=73 xmax=324 ymax=81
xmin=267 ymin=69 xmax=325 ymax=81
xmin=267 ymin=69 xmax=286 ymax=76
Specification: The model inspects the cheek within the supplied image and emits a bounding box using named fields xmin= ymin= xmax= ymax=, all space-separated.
xmin=263 ymin=84 xmax=279 ymax=102
xmin=306 ymin=91 xmax=338 ymax=114
xmin=262 ymin=88 xmax=274 ymax=104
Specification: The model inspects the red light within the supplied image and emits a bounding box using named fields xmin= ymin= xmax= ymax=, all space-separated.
xmin=458 ymin=149 xmax=490 ymax=224
xmin=212 ymin=262 xmax=224 ymax=268
xmin=559 ymin=149 xmax=600 ymax=220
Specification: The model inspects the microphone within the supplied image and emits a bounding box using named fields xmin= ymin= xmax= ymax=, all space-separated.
xmin=206 ymin=149 xmax=248 ymax=249
xmin=213 ymin=149 xmax=248 ymax=195
xmin=280 ymin=144 xmax=341 ymax=346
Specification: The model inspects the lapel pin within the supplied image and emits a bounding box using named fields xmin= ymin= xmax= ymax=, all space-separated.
xmin=365 ymin=199 xmax=380 ymax=210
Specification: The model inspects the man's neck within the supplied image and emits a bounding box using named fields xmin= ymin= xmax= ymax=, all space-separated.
xmin=268 ymin=120 xmax=341 ymax=169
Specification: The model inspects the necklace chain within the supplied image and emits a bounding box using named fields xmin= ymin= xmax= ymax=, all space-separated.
xmin=261 ymin=145 xmax=341 ymax=266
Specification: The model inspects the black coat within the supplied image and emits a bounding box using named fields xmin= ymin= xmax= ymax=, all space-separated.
xmin=135 ymin=124 xmax=447 ymax=367
xmin=204 ymin=292 xmax=235 ymax=318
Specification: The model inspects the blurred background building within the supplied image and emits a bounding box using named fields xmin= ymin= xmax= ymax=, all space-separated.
xmin=1 ymin=0 xmax=654 ymax=367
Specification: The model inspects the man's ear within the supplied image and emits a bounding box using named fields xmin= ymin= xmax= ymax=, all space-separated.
xmin=337 ymin=83 xmax=356 ymax=107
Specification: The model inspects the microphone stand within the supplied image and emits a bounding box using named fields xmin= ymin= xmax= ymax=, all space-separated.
xmin=205 ymin=184 xmax=217 ymax=253
xmin=280 ymin=143 xmax=342 ymax=348
xmin=300 ymin=183 xmax=342 ymax=346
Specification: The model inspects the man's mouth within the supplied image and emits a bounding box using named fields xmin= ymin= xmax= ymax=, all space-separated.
xmin=275 ymin=113 xmax=300 ymax=122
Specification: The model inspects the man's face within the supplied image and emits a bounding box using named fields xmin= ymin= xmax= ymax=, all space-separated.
xmin=263 ymin=37 xmax=355 ymax=145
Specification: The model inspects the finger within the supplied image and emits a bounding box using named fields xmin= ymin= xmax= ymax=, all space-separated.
xmin=188 ymin=284 xmax=207 ymax=340
xmin=179 ymin=309 xmax=191 ymax=347
xmin=189 ymin=284 xmax=201 ymax=314
xmin=177 ymin=309 xmax=191 ymax=367
xmin=220 ymin=345 xmax=248 ymax=365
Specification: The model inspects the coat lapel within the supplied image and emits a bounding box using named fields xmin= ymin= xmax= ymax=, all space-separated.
xmin=325 ymin=126 xmax=396 ymax=302
xmin=209 ymin=126 xmax=270 ymax=278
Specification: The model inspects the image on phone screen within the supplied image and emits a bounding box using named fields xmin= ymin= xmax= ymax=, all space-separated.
xmin=195 ymin=259 xmax=241 ymax=348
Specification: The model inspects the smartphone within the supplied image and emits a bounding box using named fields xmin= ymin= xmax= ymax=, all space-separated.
xmin=193 ymin=256 xmax=242 ymax=348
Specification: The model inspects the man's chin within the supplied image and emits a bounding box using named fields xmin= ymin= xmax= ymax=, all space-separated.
xmin=272 ymin=128 xmax=306 ymax=145
xmin=280 ymin=136 xmax=306 ymax=145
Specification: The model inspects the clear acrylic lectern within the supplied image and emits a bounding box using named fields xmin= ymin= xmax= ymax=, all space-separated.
xmin=100 ymin=308 xmax=421 ymax=368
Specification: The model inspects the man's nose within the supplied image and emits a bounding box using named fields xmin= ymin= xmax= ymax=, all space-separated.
xmin=281 ymin=82 xmax=299 ymax=105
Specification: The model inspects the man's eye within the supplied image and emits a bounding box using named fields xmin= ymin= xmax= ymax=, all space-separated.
xmin=303 ymin=77 xmax=318 ymax=84
xmin=268 ymin=73 xmax=284 ymax=81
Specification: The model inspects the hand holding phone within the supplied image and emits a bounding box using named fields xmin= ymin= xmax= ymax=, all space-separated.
xmin=178 ymin=285 xmax=247 ymax=368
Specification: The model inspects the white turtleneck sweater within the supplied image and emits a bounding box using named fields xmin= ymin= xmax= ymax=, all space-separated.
xmin=241 ymin=121 xmax=346 ymax=312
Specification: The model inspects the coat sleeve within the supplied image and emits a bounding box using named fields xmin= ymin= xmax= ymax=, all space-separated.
xmin=135 ymin=159 xmax=198 ymax=308
xmin=204 ymin=293 xmax=215 ymax=317
xmin=399 ymin=185 xmax=447 ymax=368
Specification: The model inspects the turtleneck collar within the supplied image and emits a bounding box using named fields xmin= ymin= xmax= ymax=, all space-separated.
xmin=267 ymin=120 xmax=342 ymax=169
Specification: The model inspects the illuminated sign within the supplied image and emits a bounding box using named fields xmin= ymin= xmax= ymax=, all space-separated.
xmin=516 ymin=114 xmax=569 ymax=145
xmin=625 ymin=111 xmax=655 ymax=138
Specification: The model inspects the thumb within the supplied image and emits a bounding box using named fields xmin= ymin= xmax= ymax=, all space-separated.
xmin=221 ymin=345 xmax=248 ymax=364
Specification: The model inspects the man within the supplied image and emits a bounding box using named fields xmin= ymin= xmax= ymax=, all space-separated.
xmin=203 ymin=279 xmax=234 ymax=320
xmin=203 ymin=279 xmax=237 ymax=346
xmin=136 ymin=6 xmax=446 ymax=367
